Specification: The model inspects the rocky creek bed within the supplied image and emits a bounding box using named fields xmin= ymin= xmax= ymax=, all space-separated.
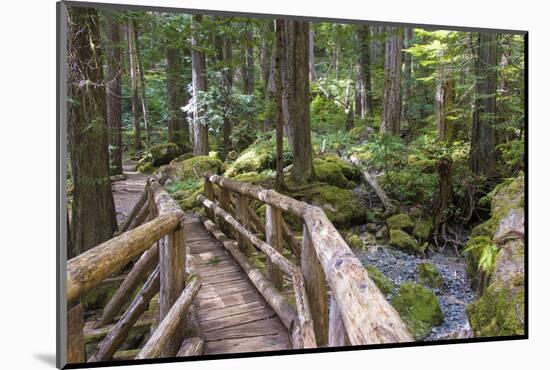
xmin=356 ymin=244 xmax=476 ymax=340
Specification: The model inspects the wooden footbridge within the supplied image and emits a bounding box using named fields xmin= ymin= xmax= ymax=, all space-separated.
xmin=64 ymin=171 xmax=412 ymax=364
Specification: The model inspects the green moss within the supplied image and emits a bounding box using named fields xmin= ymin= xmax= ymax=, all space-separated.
xmin=137 ymin=162 xmax=155 ymax=174
xmin=389 ymin=229 xmax=419 ymax=253
xmin=412 ymin=218 xmax=432 ymax=241
xmin=232 ymin=171 xmax=274 ymax=187
xmin=366 ymin=265 xmax=395 ymax=295
xmin=387 ymin=214 xmax=414 ymax=231
xmin=176 ymin=156 xmax=222 ymax=181
xmin=224 ymin=135 xmax=291 ymax=177
xmin=308 ymin=185 xmax=366 ymax=227
xmin=80 ymin=284 xmax=118 ymax=311
xmin=392 ymin=282 xmax=444 ymax=340
xmin=172 ymin=153 xmax=194 ymax=163
xmin=313 ymin=155 xmax=360 ymax=188
xmin=345 ymin=233 xmax=365 ymax=250
xmin=467 ymin=283 xmax=524 ymax=337
xmin=417 ymin=263 xmax=443 ymax=289
xmin=149 ymin=143 xmax=182 ymax=166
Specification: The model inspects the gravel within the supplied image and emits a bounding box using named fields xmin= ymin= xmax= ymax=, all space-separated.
xmin=356 ymin=245 xmax=476 ymax=340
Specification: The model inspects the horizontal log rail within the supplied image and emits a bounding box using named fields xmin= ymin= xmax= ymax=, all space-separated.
xmin=199 ymin=195 xmax=316 ymax=349
xmin=202 ymin=173 xmax=412 ymax=346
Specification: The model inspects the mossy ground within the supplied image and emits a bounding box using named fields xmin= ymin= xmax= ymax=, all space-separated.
xmin=417 ymin=262 xmax=443 ymax=289
xmin=392 ymin=282 xmax=444 ymax=340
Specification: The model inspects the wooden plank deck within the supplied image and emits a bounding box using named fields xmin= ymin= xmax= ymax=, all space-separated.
xmin=184 ymin=216 xmax=291 ymax=355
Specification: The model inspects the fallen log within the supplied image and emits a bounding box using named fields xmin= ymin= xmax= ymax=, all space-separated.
xmin=349 ymin=154 xmax=394 ymax=212
xmin=67 ymin=214 xmax=179 ymax=303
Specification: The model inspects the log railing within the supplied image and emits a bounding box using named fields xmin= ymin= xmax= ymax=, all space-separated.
xmin=66 ymin=177 xmax=202 ymax=364
xmin=200 ymin=173 xmax=412 ymax=347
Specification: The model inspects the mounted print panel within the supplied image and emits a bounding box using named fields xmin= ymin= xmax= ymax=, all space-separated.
xmin=57 ymin=1 xmax=527 ymax=368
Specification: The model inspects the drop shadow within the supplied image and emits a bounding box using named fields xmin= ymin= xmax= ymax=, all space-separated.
xmin=34 ymin=353 xmax=57 ymax=367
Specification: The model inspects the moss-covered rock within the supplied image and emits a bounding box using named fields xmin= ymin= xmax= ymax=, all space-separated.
xmin=313 ymin=155 xmax=360 ymax=188
xmin=345 ymin=233 xmax=365 ymax=250
xmin=366 ymin=265 xmax=395 ymax=295
xmin=413 ymin=218 xmax=432 ymax=242
xmin=224 ymin=136 xmax=291 ymax=177
xmin=387 ymin=213 xmax=414 ymax=232
xmin=149 ymin=143 xmax=182 ymax=166
xmin=176 ymin=155 xmax=222 ymax=181
xmin=137 ymin=162 xmax=155 ymax=174
xmin=417 ymin=263 xmax=443 ymax=289
xmin=307 ymin=185 xmax=366 ymax=227
xmin=389 ymin=229 xmax=418 ymax=252
xmin=392 ymin=282 xmax=444 ymax=340
xmin=232 ymin=171 xmax=274 ymax=187
xmin=171 ymin=153 xmax=194 ymax=163
xmin=467 ymin=277 xmax=524 ymax=337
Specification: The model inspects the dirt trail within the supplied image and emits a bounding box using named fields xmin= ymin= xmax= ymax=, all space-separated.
xmin=112 ymin=161 xmax=148 ymax=228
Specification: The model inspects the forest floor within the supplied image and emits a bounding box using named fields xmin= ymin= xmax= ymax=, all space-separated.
xmin=112 ymin=160 xmax=147 ymax=227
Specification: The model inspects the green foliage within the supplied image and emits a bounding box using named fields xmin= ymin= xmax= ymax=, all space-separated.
xmin=386 ymin=213 xmax=414 ymax=231
xmin=392 ymin=282 xmax=444 ymax=340
xmin=497 ymin=139 xmax=524 ymax=175
xmin=463 ymin=235 xmax=498 ymax=275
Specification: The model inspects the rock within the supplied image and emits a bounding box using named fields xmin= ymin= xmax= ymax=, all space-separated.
xmin=465 ymin=175 xmax=525 ymax=337
xmin=313 ymin=155 xmax=360 ymax=188
xmin=176 ymin=155 xmax=223 ymax=180
xmin=363 ymin=232 xmax=377 ymax=246
xmin=387 ymin=213 xmax=414 ymax=232
xmin=345 ymin=233 xmax=365 ymax=250
xmin=149 ymin=143 xmax=182 ymax=166
xmin=366 ymin=265 xmax=395 ymax=295
xmin=171 ymin=153 xmax=194 ymax=163
xmin=417 ymin=262 xmax=443 ymax=289
xmin=389 ymin=229 xmax=419 ymax=253
xmin=366 ymin=223 xmax=378 ymax=233
xmin=232 ymin=171 xmax=273 ymax=187
xmin=137 ymin=162 xmax=155 ymax=174
xmin=412 ymin=218 xmax=432 ymax=242
xmin=392 ymin=282 xmax=444 ymax=340
xmin=110 ymin=173 xmax=127 ymax=182
xmin=375 ymin=226 xmax=389 ymax=241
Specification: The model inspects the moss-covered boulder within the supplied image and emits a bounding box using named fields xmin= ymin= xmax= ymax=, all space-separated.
xmin=392 ymin=282 xmax=444 ymax=340
xmin=389 ymin=229 xmax=418 ymax=253
xmin=171 ymin=153 xmax=194 ymax=163
xmin=224 ymin=136 xmax=291 ymax=177
xmin=387 ymin=213 xmax=414 ymax=232
xmin=137 ymin=161 xmax=155 ymax=174
xmin=345 ymin=233 xmax=365 ymax=250
xmin=313 ymin=155 xmax=360 ymax=188
xmin=417 ymin=263 xmax=443 ymax=289
xmin=366 ymin=265 xmax=395 ymax=295
xmin=466 ymin=175 xmax=525 ymax=337
xmin=149 ymin=143 xmax=182 ymax=166
xmin=176 ymin=155 xmax=223 ymax=181
xmin=307 ymin=185 xmax=366 ymax=227
xmin=413 ymin=218 xmax=432 ymax=242
xmin=232 ymin=171 xmax=274 ymax=187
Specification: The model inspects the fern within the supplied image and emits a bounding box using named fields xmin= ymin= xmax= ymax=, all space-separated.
xmin=463 ymin=235 xmax=499 ymax=274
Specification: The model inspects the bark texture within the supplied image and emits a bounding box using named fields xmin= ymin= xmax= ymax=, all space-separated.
xmin=191 ymin=15 xmax=209 ymax=156
xmin=68 ymin=7 xmax=117 ymax=258
xmin=127 ymin=20 xmax=143 ymax=151
xmin=166 ymin=47 xmax=189 ymax=147
xmin=381 ymin=27 xmax=403 ymax=135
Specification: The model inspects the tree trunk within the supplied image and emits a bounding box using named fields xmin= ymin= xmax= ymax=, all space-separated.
xmin=470 ymin=32 xmax=498 ymax=177
xmin=127 ymin=20 xmax=142 ymax=151
xmin=433 ymin=157 xmax=453 ymax=244
xmin=215 ymin=33 xmax=234 ymax=160
xmin=274 ymin=20 xmax=285 ymax=191
xmin=309 ymin=25 xmax=317 ymax=82
xmin=357 ymin=25 xmax=373 ymax=118
xmin=436 ymin=67 xmax=455 ymax=141
xmin=134 ymin=23 xmax=151 ymax=146
xmin=166 ymin=47 xmax=189 ymax=148
xmin=105 ymin=17 xmax=123 ymax=175
xmin=401 ymin=28 xmax=414 ymax=123
xmin=242 ymin=28 xmax=255 ymax=95
xmin=191 ymin=15 xmax=209 ymax=156
xmin=282 ymin=20 xmax=315 ymax=184
xmin=381 ymin=27 xmax=402 ymax=135
xmin=68 ymin=7 xmax=118 ymax=258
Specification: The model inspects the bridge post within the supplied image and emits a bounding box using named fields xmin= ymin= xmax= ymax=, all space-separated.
xmin=236 ymin=194 xmax=253 ymax=254
xmin=328 ymin=295 xmax=349 ymax=346
xmin=266 ymin=205 xmax=283 ymax=290
xmin=203 ymin=178 xmax=215 ymax=221
xmin=218 ymin=187 xmax=231 ymax=235
xmin=159 ymin=222 xmax=186 ymax=356
xmin=67 ymin=303 xmax=85 ymax=364
xmin=301 ymin=223 xmax=328 ymax=345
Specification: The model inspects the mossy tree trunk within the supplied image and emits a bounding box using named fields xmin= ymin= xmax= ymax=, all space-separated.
xmin=242 ymin=27 xmax=255 ymax=95
xmin=68 ymin=7 xmax=118 ymax=258
xmin=309 ymin=25 xmax=317 ymax=82
xmin=470 ymin=32 xmax=498 ymax=178
xmin=274 ymin=20 xmax=285 ymax=191
xmin=356 ymin=25 xmax=373 ymax=119
xmin=191 ymin=15 xmax=209 ymax=156
xmin=105 ymin=15 xmax=123 ymax=175
xmin=127 ymin=19 xmax=142 ymax=152
xmin=214 ymin=25 xmax=234 ymax=160
xmin=402 ymin=28 xmax=414 ymax=124
xmin=282 ymin=20 xmax=315 ymax=184
xmin=381 ymin=27 xmax=403 ymax=135
xmin=133 ymin=22 xmax=151 ymax=146
xmin=166 ymin=46 xmax=189 ymax=148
